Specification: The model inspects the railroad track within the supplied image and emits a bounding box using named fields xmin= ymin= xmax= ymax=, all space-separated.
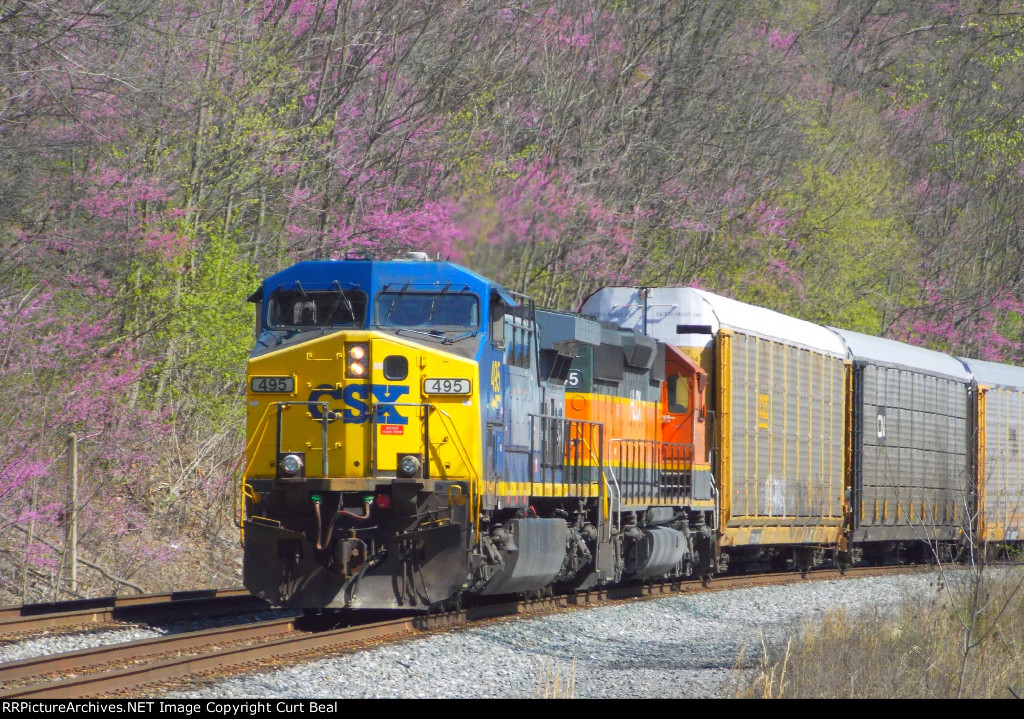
xmin=0 ymin=588 xmax=267 ymax=639
xmin=0 ymin=565 xmax=922 ymax=698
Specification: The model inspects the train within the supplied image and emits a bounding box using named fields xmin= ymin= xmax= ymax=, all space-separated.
xmin=237 ymin=255 xmax=1024 ymax=610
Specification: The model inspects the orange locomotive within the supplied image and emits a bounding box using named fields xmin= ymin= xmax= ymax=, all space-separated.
xmin=544 ymin=314 xmax=717 ymax=583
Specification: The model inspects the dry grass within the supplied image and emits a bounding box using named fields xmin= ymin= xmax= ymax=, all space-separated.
xmin=730 ymin=568 xmax=1024 ymax=698
xmin=535 ymin=657 xmax=577 ymax=698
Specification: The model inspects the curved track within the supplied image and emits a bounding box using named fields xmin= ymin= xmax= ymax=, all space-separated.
xmin=0 ymin=566 xmax=922 ymax=698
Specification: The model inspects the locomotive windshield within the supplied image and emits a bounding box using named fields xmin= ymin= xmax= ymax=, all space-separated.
xmin=267 ymin=288 xmax=367 ymax=329
xmin=374 ymin=291 xmax=479 ymax=331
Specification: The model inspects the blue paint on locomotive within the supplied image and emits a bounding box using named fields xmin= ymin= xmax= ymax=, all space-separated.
xmin=255 ymin=257 xmax=515 ymax=477
xmin=257 ymin=258 xmax=503 ymax=330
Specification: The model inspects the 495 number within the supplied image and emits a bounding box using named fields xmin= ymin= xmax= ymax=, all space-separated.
xmin=251 ymin=376 xmax=295 ymax=393
xmin=423 ymin=378 xmax=471 ymax=395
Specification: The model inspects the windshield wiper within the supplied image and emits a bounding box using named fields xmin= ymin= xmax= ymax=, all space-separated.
xmin=427 ymin=283 xmax=455 ymax=323
xmin=442 ymin=330 xmax=478 ymax=344
xmin=384 ymin=282 xmax=412 ymax=322
xmin=327 ymin=280 xmax=357 ymax=323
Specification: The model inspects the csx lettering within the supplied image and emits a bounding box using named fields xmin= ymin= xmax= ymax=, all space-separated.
xmin=309 ymin=385 xmax=343 ymax=421
xmin=308 ymin=384 xmax=409 ymax=424
xmin=372 ymin=384 xmax=410 ymax=424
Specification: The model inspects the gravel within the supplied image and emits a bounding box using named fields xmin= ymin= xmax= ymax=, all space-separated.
xmin=0 ymin=627 xmax=164 ymax=664
xmin=164 ymin=571 xmax=948 ymax=698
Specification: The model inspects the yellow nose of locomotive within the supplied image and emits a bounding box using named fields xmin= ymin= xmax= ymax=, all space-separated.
xmin=245 ymin=331 xmax=478 ymax=490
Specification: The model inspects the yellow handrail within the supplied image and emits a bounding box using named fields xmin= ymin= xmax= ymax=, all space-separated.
xmin=232 ymin=403 xmax=278 ymax=539
xmin=429 ymin=406 xmax=481 ymax=541
xmin=575 ymin=434 xmax=616 ymax=538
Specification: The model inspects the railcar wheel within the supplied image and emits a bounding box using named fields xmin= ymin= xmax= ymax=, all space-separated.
xmin=794 ymin=547 xmax=815 ymax=578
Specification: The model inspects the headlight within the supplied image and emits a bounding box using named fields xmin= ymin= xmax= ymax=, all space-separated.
xmin=280 ymin=453 xmax=304 ymax=475
xmin=347 ymin=343 xmax=369 ymax=378
xmin=398 ymin=454 xmax=422 ymax=478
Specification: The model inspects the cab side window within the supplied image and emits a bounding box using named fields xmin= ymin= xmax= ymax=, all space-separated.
xmin=668 ymin=374 xmax=689 ymax=414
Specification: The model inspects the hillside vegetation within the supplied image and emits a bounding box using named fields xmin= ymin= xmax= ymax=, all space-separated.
xmin=2 ymin=0 xmax=1024 ymax=601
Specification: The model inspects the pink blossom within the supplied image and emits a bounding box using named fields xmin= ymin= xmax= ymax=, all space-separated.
xmin=769 ymin=30 xmax=796 ymax=51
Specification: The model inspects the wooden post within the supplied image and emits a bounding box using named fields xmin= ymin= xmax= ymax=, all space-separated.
xmin=68 ymin=432 xmax=78 ymax=595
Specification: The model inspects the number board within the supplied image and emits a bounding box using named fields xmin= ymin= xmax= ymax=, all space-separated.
xmin=423 ymin=378 xmax=471 ymax=395
xmin=250 ymin=376 xmax=295 ymax=394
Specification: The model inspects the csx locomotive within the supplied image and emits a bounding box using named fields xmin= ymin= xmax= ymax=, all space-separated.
xmin=238 ymin=256 xmax=1024 ymax=610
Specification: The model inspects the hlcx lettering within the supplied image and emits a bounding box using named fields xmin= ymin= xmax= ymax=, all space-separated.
xmin=308 ymin=384 xmax=409 ymax=424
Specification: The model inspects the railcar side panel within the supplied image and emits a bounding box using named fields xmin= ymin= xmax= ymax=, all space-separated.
xmin=835 ymin=328 xmax=974 ymax=549
xmin=977 ymin=385 xmax=1024 ymax=542
xmin=958 ymin=358 xmax=1024 ymax=546
xmin=851 ymin=363 xmax=969 ymax=543
xmin=717 ymin=329 xmax=846 ymax=547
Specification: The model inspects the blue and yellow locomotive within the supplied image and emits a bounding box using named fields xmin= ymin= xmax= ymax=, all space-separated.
xmin=239 ymin=255 xmax=713 ymax=610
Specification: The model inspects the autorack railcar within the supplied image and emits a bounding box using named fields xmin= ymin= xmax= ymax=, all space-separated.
xmin=959 ymin=357 xmax=1024 ymax=547
xmin=830 ymin=328 xmax=972 ymax=562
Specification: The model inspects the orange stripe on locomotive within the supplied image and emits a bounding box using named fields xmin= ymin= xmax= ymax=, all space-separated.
xmin=564 ymin=336 xmax=710 ymax=471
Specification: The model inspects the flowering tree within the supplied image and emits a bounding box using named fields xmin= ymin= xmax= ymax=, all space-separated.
xmin=3 ymin=0 xmax=1024 ymax=600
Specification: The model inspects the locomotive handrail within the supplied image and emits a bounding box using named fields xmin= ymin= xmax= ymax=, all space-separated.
xmin=232 ymin=402 xmax=277 ymax=535
xmin=575 ymin=432 xmax=616 ymax=541
xmin=607 ymin=438 xmax=696 ymax=506
xmin=232 ymin=400 xmax=330 ymax=541
xmin=369 ymin=401 xmax=432 ymax=476
xmin=599 ymin=448 xmax=624 ymax=539
xmin=369 ymin=401 xmax=481 ymax=542
xmin=529 ymin=414 xmax=614 ymax=540
xmin=276 ymin=401 xmax=331 ymax=478
xmin=428 ymin=406 xmax=481 ymax=542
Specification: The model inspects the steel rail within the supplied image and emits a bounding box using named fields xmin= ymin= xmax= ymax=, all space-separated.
xmin=0 ymin=617 xmax=298 ymax=686
xmin=0 ymin=588 xmax=260 ymax=636
xmin=0 ymin=615 xmax=426 ymax=699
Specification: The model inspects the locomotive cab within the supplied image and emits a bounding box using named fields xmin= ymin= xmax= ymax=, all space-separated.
xmin=661 ymin=345 xmax=708 ymax=454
